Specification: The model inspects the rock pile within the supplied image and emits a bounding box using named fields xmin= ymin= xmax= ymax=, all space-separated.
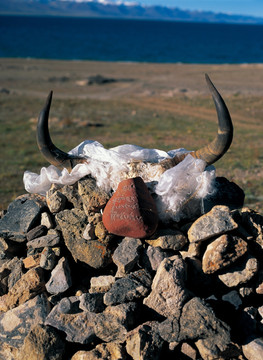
xmin=0 ymin=175 xmax=263 ymax=360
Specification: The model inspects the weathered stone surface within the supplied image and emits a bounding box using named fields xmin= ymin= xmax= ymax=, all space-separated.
xmin=146 ymin=228 xmax=187 ymax=251
xmin=78 ymin=176 xmax=109 ymax=214
xmin=40 ymin=247 xmax=57 ymax=270
xmin=46 ymin=187 xmax=67 ymax=214
xmin=0 ymin=294 xmax=50 ymax=347
xmin=218 ymin=254 xmax=259 ymax=287
xmin=45 ymin=296 xmax=96 ymax=344
xmin=21 ymin=324 xmax=65 ymax=360
xmin=0 ymin=257 xmax=23 ymax=295
xmin=60 ymin=182 xmax=83 ymax=209
xmin=46 ymin=257 xmax=72 ymax=295
xmin=26 ymin=225 xmax=47 ymax=241
xmin=94 ymin=302 xmax=140 ymax=342
xmin=103 ymin=177 xmax=158 ymax=238
xmin=89 ymin=275 xmax=115 ymax=293
xmin=143 ymin=255 xmax=189 ymax=318
xmin=41 ymin=212 xmax=54 ymax=229
xmin=242 ymin=337 xmax=263 ymax=360
xmin=112 ymin=237 xmax=143 ymax=276
xmin=126 ymin=321 xmax=164 ymax=360
xmin=83 ymin=223 xmax=96 ymax=240
xmin=188 ymin=205 xmax=238 ymax=243
xmin=180 ymin=342 xmax=198 ymax=360
xmin=71 ymin=342 xmax=126 ymax=360
xmin=104 ymin=269 xmax=152 ymax=306
xmin=0 ymin=194 xmax=46 ymax=237
xmin=27 ymin=230 xmax=61 ymax=249
xmin=241 ymin=208 xmax=263 ymax=249
xmin=179 ymin=297 xmax=232 ymax=357
xmin=0 ymin=267 xmax=45 ymax=312
xmin=79 ymin=292 xmax=105 ymax=313
xmin=23 ymin=254 xmax=41 ymax=269
xmin=202 ymin=234 xmax=248 ymax=274
xmin=143 ymin=246 xmax=174 ymax=272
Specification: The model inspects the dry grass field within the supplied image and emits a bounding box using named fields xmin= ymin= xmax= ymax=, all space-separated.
xmin=1 ymin=58 xmax=263 ymax=212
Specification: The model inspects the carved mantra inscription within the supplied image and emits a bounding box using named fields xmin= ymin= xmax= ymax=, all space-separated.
xmin=102 ymin=177 xmax=159 ymax=239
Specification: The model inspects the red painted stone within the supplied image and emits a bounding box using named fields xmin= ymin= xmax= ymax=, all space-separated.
xmin=102 ymin=177 xmax=159 ymax=239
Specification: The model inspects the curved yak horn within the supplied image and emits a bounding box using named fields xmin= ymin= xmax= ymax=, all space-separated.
xmin=161 ymin=74 xmax=233 ymax=169
xmin=37 ymin=91 xmax=85 ymax=171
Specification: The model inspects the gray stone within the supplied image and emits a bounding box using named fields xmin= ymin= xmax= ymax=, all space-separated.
xmin=202 ymin=234 xmax=248 ymax=274
xmin=126 ymin=321 xmax=164 ymax=360
xmin=0 ymin=194 xmax=46 ymax=237
xmin=26 ymin=225 xmax=48 ymax=241
xmin=104 ymin=269 xmax=152 ymax=306
xmin=60 ymin=182 xmax=83 ymax=209
xmin=143 ymin=255 xmax=189 ymax=318
xmin=146 ymin=228 xmax=187 ymax=251
xmin=45 ymin=296 xmax=96 ymax=344
xmin=46 ymin=257 xmax=72 ymax=295
xmin=27 ymin=230 xmax=61 ymax=249
xmin=0 ymin=294 xmax=50 ymax=347
xmin=241 ymin=207 xmax=263 ymax=249
xmin=89 ymin=275 xmax=115 ymax=293
xmin=188 ymin=205 xmax=238 ymax=243
xmin=242 ymin=337 xmax=263 ymax=360
xmin=112 ymin=237 xmax=143 ymax=276
xmin=79 ymin=292 xmax=105 ymax=313
xmin=94 ymin=302 xmax=140 ymax=342
xmin=144 ymin=246 xmax=174 ymax=272
xmin=40 ymin=247 xmax=57 ymax=270
xmin=83 ymin=223 xmax=96 ymax=240
xmin=56 ymin=209 xmax=112 ymax=269
xmin=0 ymin=257 xmax=23 ymax=294
xmin=222 ymin=290 xmax=242 ymax=309
xmin=21 ymin=324 xmax=65 ymax=360
xmin=46 ymin=188 xmax=67 ymax=214
xmin=218 ymin=254 xmax=259 ymax=287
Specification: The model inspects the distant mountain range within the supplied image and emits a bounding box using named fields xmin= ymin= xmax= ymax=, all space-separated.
xmin=1 ymin=0 xmax=263 ymax=24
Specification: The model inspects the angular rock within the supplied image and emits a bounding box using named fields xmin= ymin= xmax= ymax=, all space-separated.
xmin=112 ymin=237 xmax=143 ymax=276
xmin=21 ymin=324 xmax=65 ymax=360
xmin=79 ymin=292 xmax=105 ymax=313
xmin=143 ymin=246 xmax=174 ymax=272
xmin=0 ymin=257 xmax=23 ymax=295
xmin=46 ymin=189 xmax=67 ymax=214
xmin=26 ymin=225 xmax=47 ymax=241
xmin=145 ymin=228 xmax=187 ymax=251
xmin=103 ymin=177 xmax=158 ymax=238
xmin=242 ymin=337 xmax=263 ymax=360
xmin=0 ymin=294 xmax=50 ymax=347
xmin=45 ymin=296 xmax=96 ymax=344
xmin=27 ymin=230 xmax=61 ymax=249
xmin=94 ymin=302 xmax=140 ymax=342
xmin=60 ymin=182 xmax=83 ymax=209
xmin=41 ymin=212 xmax=54 ymax=229
xmin=126 ymin=321 xmax=164 ymax=360
xmin=188 ymin=205 xmax=238 ymax=243
xmin=218 ymin=254 xmax=259 ymax=287
xmin=202 ymin=234 xmax=248 ymax=274
xmin=143 ymin=255 xmax=189 ymax=318
xmin=45 ymin=257 xmax=72 ymax=295
xmin=78 ymin=176 xmax=109 ymax=215
xmin=0 ymin=194 xmax=46 ymax=237
xmin=89 ymin=275 xmax=115 ymax=293
xmin=56 ymin=209 xmax=112 ymax=268
xmin=179 ymin=297 xmax=232 ymax=358
xmin=40 ymin=247 xmax=57 ymax=270
xmin=222 ymin=290 xmax=242 ymax=309
xmin=83 ymin=223 xmax=96 ymax=240
xmin=23 ymin=254 xmax=41 ymax=269
xmin=103 ymin=269 xmax=152 ymax=306
xmin=0 ymin=267 xmax=45 ymax=312
xmin=241 ymin=207 xmax=263 ymax=249
xmin=71 ymin=343 xmax=126 ymax=360
xmin=180 ymin=342 xmax=198 ymax=360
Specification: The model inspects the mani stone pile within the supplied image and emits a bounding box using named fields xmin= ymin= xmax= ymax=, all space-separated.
xmin=0 ymin=175 xmax=263 ymax=360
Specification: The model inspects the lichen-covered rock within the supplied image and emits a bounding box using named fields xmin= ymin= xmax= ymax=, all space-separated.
xmin=202 ymin=234 xmax=248 ymax=274
xmin=126 ymin=321 xmax=164 ymax=360
xmin=143 ymin=255 xmax=189 ymax=318
xmin=188 ymin=205 xmax=238 ymax=243
xmin=0 ymin=294 xmax=50 ymax=347
xmin=21 ymin=324 xmax=65 ymax=360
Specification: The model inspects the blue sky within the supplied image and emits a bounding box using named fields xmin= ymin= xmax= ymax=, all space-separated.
xmin=116 ymin=0 xmax=263 ymax=18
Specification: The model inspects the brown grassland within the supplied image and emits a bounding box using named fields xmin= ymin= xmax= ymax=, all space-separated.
xmin=1 ymin=58 xmax=263 ymax=213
